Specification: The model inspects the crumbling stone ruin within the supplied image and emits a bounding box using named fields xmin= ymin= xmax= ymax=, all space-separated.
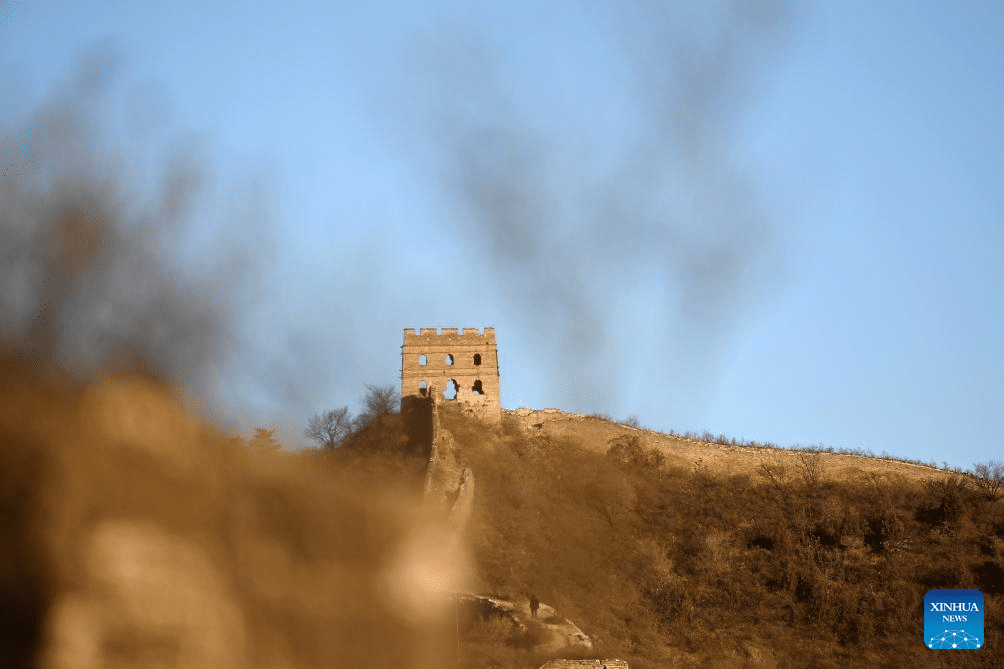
xmin=399 ymin=329 xmax=611 ymax=661
xmin=401 ymin=327 xmax=501 ymax=427
xmin=399 ymin=328 xmax=488 ymax=528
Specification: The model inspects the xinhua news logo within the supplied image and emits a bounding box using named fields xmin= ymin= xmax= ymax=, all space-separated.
xmin=925 ymin=589 xmax=984 ymax=650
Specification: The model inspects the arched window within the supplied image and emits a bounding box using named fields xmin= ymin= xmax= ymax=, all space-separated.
xmin=445 ymin=354 xmax=454 ymax=366
xmin=443 ymin=379 xmax=458 ymax=400
xmin=418 ymin=354 xmax=427 ymax=366
xmin=473 ymin=353 xmax=482 ymax=365
xmin=418 ymin=380 xmax=428 ymax=396
xmin=472 ymin=379 xmax=483 ymax=395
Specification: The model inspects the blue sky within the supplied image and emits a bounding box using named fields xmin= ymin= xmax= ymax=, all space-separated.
xmin=1 ymin=1 xmax=1000 ymax=469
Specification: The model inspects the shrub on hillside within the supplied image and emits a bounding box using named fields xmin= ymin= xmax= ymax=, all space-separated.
xmin=644 ymin=575 xmax=693 ymax=629
xmin=863 ymin=506 xmax=906 ymax=553
xmin=916 ymin=474 xmax=973 ymax=533
xmin=986 ymin=503 xmax=1004 ymax=538
xmin=607 ymin=435 xmax=664 ymax=470
xmin=973 ymin=560 xmax=1004 ymax=595
xmin=833 ymin=585 xmax=869 ymax=646
xmin=918 ymin=561 xmax=967 ymax=590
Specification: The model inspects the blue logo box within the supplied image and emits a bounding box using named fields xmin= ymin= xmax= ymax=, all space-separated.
xmin=925 ymin=589 xmax=984 ymax=649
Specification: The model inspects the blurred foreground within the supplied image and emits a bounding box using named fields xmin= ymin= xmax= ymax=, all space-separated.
xmin=0 ymin=365 xmax=467 ymax=668
xmin=0 ymin=54 xmax=467 ymax=667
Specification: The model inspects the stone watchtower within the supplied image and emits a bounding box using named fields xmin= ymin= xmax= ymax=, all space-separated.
xmin=401 ymin=327 xmax=501 ymax=427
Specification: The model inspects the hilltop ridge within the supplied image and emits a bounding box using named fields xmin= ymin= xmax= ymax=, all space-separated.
xmin=505 ymin=407 xmax=951 ymax=484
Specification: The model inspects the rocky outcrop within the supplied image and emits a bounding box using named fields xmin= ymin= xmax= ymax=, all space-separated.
xmin=453 ymin=594 xmax=594 ymax=655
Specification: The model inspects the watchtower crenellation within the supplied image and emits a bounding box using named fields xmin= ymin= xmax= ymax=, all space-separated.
xmin=401 ymin=326 xmax=501 ymax=426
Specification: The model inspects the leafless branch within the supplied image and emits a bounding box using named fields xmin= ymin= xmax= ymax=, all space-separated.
xmin=795 ymin=451 xmax=823 ymax=485
xmin=972 ymin=460 xmax=1004 ymax=501
xmin=304 ymin=406 xmax=353 ymax=450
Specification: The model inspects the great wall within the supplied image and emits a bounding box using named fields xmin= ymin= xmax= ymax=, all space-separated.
xmin=402 ymin=327 xmax=502 ymax=427
xmin=506 ymin=407 xmax=951 ymax=485
xmin=402 ymin=327 xmax=625 ymax=668
xmin=400 ymin=326 xmax=962 ymax=668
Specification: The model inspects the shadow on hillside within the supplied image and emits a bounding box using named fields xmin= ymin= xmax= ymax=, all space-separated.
xmin=402 ymin=394 xmax=435 ymax=456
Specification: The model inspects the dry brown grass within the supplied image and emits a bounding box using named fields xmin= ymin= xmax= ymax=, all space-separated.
xmin=444 ymin=405 xmax=1004 ymax=669
xmin=514 ymin=408 xmax=949 ymax=485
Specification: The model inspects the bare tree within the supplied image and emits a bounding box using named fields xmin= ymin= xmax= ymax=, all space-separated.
xmin=972 ymin=460 xmax=1004 ymax=501
xmin=795 ymin=451 xmax=824 ymax=485
xmin=304 ymin=407 xmax=353 ymax=450
xmin=354 ymin=384 xmax=399 ymax=430
xmin=758 ymin=455 xmax=789 ymax=494
xmin=365 ymin=383 xmax=399 ymax=415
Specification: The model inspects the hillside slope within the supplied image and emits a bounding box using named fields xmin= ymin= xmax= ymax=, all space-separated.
xmin=438 ymin=404 xmax=1004 ymax=669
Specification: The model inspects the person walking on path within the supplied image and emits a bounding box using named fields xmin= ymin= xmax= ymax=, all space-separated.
xmin=529 ymin=594 xmax=539 ymax=618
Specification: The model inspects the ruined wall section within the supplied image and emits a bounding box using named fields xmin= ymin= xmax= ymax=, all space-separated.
xmin=423 ymin=390 xmax=464 ymax=509
xmin=421 ymin=385 xmax=442 ymax=497
xmin=420 ymin=387 xmax=476 ymax=535
xmin=402 ymin=327 xmax=501 ymax=427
